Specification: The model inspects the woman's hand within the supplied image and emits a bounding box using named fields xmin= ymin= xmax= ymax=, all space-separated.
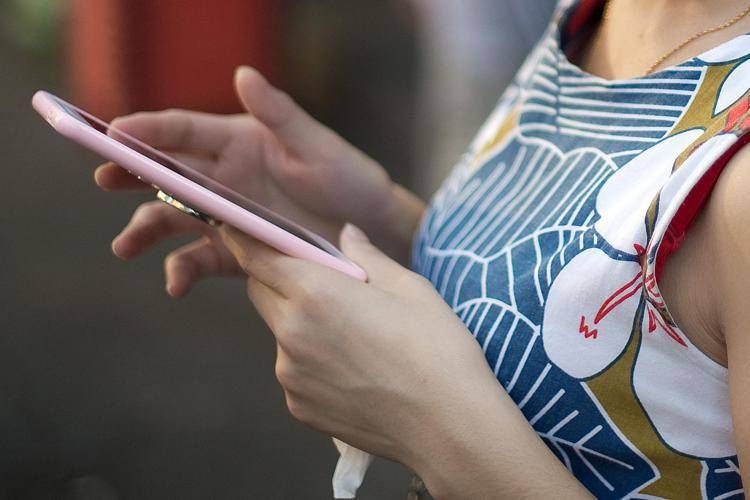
xmin=220 ymin=223 xmax=494 ymax=461
xmin=221 ymin=224 xmax=593 ymax=499
xmin=96 ymin=66 xmax=424 ymax=296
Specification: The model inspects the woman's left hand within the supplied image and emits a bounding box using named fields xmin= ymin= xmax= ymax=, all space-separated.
xmin=220 ymin=223 xmax=499 ymax=467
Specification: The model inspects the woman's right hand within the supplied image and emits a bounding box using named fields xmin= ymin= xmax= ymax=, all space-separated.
xmin=95 ymin=66 xmax=424 ymax=296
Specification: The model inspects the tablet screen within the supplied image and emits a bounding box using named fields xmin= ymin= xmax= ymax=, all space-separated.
xmin=53 ymin=95 xmax=343 ymax=258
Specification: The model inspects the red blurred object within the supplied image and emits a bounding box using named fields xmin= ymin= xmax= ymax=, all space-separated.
xmin=67 ymin=0 xmax=280 ymax=120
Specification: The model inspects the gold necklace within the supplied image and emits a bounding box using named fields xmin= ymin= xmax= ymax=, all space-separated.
xmin=603 ymin=0 xmax=750 ymax=74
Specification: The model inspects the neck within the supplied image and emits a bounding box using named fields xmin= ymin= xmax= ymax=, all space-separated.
xmin=622 ymin=0 xmax=739 ymax=13
xmin=579 ymin=0 xmax=750 ymax=79
xmin=611 ymin=0 xmax=742 ymax=33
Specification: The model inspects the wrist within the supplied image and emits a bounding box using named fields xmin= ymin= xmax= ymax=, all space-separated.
xmin=371 ymin=183 xmax=425 ymax=265
xmin=401 ymin=378 xmax=505 ymax=498
xmin=401 ymin=373 xmax=591 ymax=499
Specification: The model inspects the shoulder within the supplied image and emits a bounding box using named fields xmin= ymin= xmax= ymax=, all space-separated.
xmin=708 ymin=143 xmax=750 ymax=480
xmin=707 ymin=143 xmax=750 ymax=339
xmin=708 ymin=144 xmax=750 ymax=276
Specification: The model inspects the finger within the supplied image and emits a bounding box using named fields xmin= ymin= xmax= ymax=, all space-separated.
xmin=109 ymin=109 xmax=235 ymax=154
xmin=94 ymin=162 xmax=148 ymax=191
xmin=339 ymin=223 xmax=406 ymax=289
xmin=164 ymin=238 xmax=241 ymax=297
xmin=168 ymin=151 xmax=218 ymax=173
xmin=113 ymin=201 xmax=211 ymax=259
xmin=95 ymin=148 xmax=218 ymax=193
xmin=220 ymin=225 xmax=303 ymax=297
xmin=234 ymin=66 xmax=332 ymax=154
xmin=247 ymin=276 xmax=287 ymax=332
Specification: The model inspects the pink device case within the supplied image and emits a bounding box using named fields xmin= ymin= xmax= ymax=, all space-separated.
xmin=32 ymin=90 xmax=367 ymax=281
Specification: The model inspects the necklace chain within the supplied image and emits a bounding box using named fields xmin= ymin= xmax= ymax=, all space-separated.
xmin=603 ymin=0 xmax=750 ymax=74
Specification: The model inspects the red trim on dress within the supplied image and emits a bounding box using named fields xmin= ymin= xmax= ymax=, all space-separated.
xmin=565 ymin=0 xmax=604 ymax=38
xmin=654 ymin=133 xmax=750 ymax=282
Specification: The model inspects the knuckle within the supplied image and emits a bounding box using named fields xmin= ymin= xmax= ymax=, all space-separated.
xmin=132 ymin=201 xmax=154 ymax=220
xmin=134 ymin=201 xmax=166 ymax=222
xmin=276 ymin=322 xmax=304 ymax=358
xmin=164 ymin=250 xmax=180 ymax=270
xmin=130 ymin=110 xmax=156 ymax=121
xmin=201 ymin=241 xmax=223 ymax=272
xmin=229 ymin=239 xmax=261 ymax=272
xmin=167 ymin=250 xmax=195 ymax=273
xmin=237 ymin=252 xmax=262 ymax=277
xmin=254 ymin=254 xmax=276 ymax=276
xmin=111 ymin=112 xmax=142 ymax=128
xmin=274 ymin=360 xmax=298 ymax=390
xmin=285 ymin=395 xmax=309 ymax=423
xmin=138 ymin=204 xmax=175 ymax=234
xmin=297 ymin=279 xmax=327 ymax=308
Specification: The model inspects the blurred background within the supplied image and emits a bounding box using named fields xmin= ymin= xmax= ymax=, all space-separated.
xmin=0 ymin=0 xmax=555 ymax=498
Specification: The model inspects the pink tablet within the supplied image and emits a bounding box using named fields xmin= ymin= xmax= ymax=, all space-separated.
xmin=32 ymin=91 xmax=367 ymax=281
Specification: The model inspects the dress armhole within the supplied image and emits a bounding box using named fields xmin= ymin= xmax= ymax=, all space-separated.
xmin=653 ymin=132 xmax=750 ymax=283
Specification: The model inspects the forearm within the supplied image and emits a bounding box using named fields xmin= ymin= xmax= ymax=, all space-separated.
xmin=405 ymin=377 xmax=593 ymax=500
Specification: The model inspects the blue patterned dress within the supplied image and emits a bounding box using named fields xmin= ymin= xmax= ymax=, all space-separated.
xmin=412 ymin=1 xmax=750 ymax=497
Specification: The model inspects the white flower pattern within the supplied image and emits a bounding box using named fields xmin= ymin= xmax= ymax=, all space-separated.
xmin=414 ymin=1 xmax=750 ymax=496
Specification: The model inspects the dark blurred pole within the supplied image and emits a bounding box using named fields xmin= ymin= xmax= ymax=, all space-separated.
xmin=283 ymin=0 xmax=418 ymax=187
xmin=66 ymin=0 xmax=280 ymax=120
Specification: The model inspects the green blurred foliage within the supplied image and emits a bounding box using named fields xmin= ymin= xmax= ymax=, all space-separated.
xmin=2 ymin=0 xmax=62 ymax=57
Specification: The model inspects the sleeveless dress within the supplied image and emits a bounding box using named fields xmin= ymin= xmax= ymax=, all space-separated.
xmin=412 ymin=0 xmax=750 ymax=498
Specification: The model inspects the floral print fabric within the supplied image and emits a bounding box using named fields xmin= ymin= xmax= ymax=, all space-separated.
xmin=412 ymin=1 xmax=750 ymax=497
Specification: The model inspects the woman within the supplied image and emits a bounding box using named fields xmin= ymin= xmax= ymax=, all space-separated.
xmin=95 ymin=0 xmax=750 ymax=497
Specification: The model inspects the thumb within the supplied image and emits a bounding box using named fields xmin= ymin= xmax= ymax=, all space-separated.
xmin=234 ymin=66 xmax=327 ymax=154
xmin=340 ymin=224 xmax=405 ymax=287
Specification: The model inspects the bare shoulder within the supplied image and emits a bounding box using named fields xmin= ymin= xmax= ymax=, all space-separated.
xmin=707 ymin=144 xmax=750 ymax=339
xmin=709 ymin=144 xmax=750 ymax=481
xmin=708 ymin=145 xmax=750 ymax=269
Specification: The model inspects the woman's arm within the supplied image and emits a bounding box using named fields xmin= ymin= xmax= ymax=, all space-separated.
xmin=219 ymin=224 xmax=591 ymax=499
xmin=704 ymin=147 xmax=750 ymax=491
xmin=408 ymin=370 xmax=592 ymax=499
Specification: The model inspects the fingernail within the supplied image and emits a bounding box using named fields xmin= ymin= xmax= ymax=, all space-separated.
xmin=111 ymin=238 xmax=124 ymax=258
xmin=235 ymin=65 xmax=252 ymax=78
xmin=343 ymin=223 xmax=368 ymax=242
